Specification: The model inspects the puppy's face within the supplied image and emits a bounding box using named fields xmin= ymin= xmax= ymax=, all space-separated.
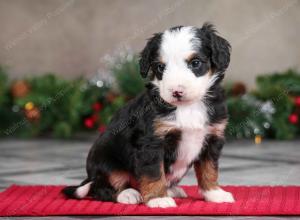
xmin=140 ymin=24 xmax=231 ymax=106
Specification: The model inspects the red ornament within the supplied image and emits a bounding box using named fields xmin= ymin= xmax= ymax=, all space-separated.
xmin=294 ymin=97 xmax=300 ymax=107
xmin=84 ymin=118 xmax=94 ymax=128
xmin=92 ymin=102 xmax=102 ymax=112
xmin=98 ymin=125 xmax=106 ymax=133
xmin=288 ymin=113 xmax=298 ymax=124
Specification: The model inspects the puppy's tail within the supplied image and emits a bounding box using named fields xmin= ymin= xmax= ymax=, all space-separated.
xmin=62 ymin=179 xmax=92 ymax=199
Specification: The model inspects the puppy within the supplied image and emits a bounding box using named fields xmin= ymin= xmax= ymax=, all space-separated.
xmin=63 ymin=23 xmax=234 ymax=208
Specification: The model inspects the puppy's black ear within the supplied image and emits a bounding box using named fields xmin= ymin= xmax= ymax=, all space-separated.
xmin=202 ymin=23 xmax=231 ymax=73
xmin=139 ymin=33 xmax=162 ymax=78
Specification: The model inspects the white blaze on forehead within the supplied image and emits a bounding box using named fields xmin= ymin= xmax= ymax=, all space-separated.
xmin=160 ymin=26 xmax=199 ymax=62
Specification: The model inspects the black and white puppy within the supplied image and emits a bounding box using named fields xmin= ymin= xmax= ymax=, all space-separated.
xmin=63 ymin=23 xmax=234 ymax=208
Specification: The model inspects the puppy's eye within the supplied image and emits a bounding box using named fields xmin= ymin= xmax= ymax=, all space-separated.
xmin=189 ymin=58 xmax=201 ymax=69
xmin=157 ymin=63 xmax=165 ymax=73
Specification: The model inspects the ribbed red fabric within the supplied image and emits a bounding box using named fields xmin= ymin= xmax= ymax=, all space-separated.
xmin=0 ymin=185 xmax=300 ymax=216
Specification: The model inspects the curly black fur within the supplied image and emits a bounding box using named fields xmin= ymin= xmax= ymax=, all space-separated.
xmin=62 ymin=23 xmax=231 ymax=202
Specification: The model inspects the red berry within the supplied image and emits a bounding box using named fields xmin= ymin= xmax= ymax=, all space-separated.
xmin=288 ymin=113 xmax=298 ymax=124
xmin=92 ymin=102 xmax=102 ymax=112
xmin=84 ymin=118 xmax=94 ymax=128
xmin=295 ymin=97 xmax=300 ymax=107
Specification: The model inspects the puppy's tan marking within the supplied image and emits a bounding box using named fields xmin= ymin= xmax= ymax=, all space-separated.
xmin=158 ymin=56 xmax=165 ymax=64
xmin=139 ymin=163 xmax=167 ymax=202
xmin=109 ymin=171 xmax=130 ymax=191
xmin=153 ymin=119 xmax=177 ymax=138
xmin=208 ymin=119 xmax=227 ymax=138
xmin=194 ymin=160 xmax=218 ymax=191
xmin=185 ymin=52 xmax=198 ymax=63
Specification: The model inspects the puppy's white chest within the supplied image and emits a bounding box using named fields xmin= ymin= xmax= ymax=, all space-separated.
xmin=166 ymin=103 xmax=208 ymax=184
xmin=174 ymin=102 xmax=207 ymax=129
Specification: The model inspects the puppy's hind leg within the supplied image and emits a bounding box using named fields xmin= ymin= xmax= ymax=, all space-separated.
xmin=90 ymin=169 xmax=132 ymax=202
xmin=89 ymin=175 xmax=118 ymax=202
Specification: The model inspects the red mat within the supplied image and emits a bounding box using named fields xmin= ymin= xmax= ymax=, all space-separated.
xmin=0 ymin=185 xmax=300 ymax=216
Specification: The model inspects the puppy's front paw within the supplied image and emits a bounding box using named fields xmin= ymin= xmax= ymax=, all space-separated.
xmin=167 ymin=186 xmax=187 ymax=198
xmin=117 ymin=188 xmax=142 ymax=204
xmin=146 ymin=197 xmax=177 ymax=208
xmin=202 ymin=187 xmax=235 ymax=203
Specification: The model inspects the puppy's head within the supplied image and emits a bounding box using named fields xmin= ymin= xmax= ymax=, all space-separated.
xmin=140 ymin=23 xmax=231 ymax=106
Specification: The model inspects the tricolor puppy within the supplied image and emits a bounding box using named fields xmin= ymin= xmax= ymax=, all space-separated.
xmin=63 ymin=23 xmax=234 ymax=208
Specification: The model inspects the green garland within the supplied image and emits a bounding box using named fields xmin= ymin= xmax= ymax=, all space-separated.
xmin=226 ymin=69 xmax=300 ymax=140
xmin=0 ymin=56 xmax=299 ymax=139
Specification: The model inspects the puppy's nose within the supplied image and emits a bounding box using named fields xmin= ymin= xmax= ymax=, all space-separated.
xmin=172 ymin=90 xmax=183 ymax=98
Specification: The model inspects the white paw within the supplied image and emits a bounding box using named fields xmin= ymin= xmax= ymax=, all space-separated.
xmin=167 ymin=186 xmax=187 ymax=198
xmin=146 ymin=197 xmax=177 ymax=208
xmin=202 ymin=187 xmax=235 ymax=203
xmin=116 ymin=188 xmax=142 ymax=204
